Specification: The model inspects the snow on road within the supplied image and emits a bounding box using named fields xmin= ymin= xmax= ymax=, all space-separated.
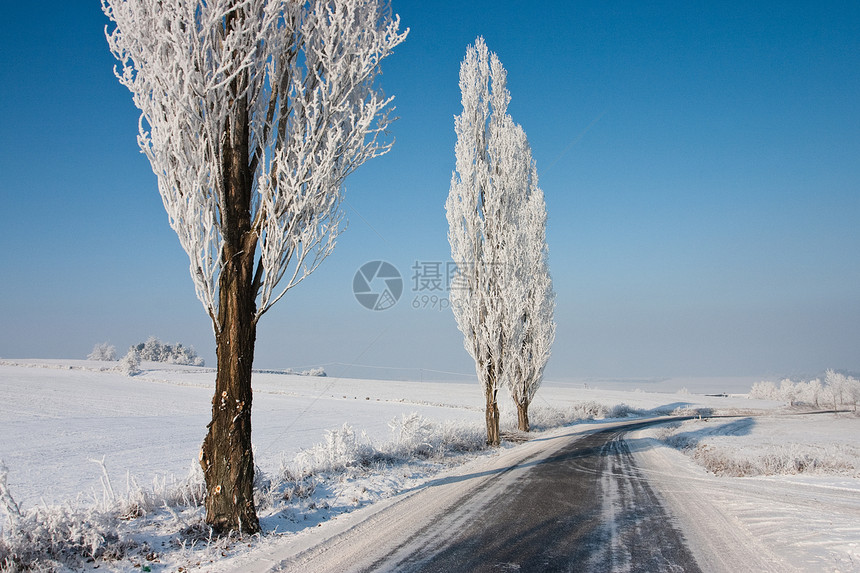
xmin=228 ymin=423 xmax=589 ymax=573
xmin=233 ymin=418 xmax=701 ymax=572
xmin=237 ymin=415 xmax=860 ymax=572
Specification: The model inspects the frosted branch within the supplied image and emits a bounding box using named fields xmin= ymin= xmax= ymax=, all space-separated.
xmin=103 ymin=0 xmax=407 ymax=331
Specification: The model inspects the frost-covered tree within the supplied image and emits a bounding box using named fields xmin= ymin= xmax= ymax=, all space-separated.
xmin=87 ymin=342 xmax=117 ymax=361
xmin=446 ymin=38 xmax=554 ymax=443
xmin=749 ymin=380 xmax=779 ymax=400
xmin=132 ymin=336 xmax=205 ymax=366
xmin=809 ymin=378 xmax=824 ymax=408
xmin=779 ymin=378 xmax=798 ymax=407
xmin=116 ymin=347 xmax=142 ymax=376
xmin=797 ymin=378 xmax=822 ymax=408
xmin=506 ymin=184 xmax=555 ymax=432
xmin=825 ymin=369 xmax=850 ymax=412
xmin=446 ymin=38 xmax=510 ymax=446
xmin=846 ymin=375 xmax=860 ymax=412
xmin=103 ymin=0 xmax=406 ymax=533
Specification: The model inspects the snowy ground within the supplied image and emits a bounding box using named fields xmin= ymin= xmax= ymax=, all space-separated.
xmin=0 ymin=359 xmax=483 ymax=509
xmin=0 ymin=359 xmax=857 ymax=571
xmin=632 ymin=414 xmax=860 ymax=572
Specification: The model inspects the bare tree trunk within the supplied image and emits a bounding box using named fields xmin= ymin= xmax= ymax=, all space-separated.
xmin=199 ymin=99 xmax=261 ymax=534
xmin=485 ymin=364 xmax=500 ymax=446
xmin=201 ymin=285 xmax=259 ymax=534
xmin=517 ymin=401 xmax=530 ymax=432
xmin=485 ymin=391 xmax=500 ymax=446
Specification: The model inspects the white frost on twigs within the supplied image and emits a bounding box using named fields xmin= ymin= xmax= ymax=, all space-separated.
xmin=103 ymin=0 xmax=407 ymax=330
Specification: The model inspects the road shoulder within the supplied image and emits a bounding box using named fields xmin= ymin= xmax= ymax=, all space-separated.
xmin=628 ymin=424 xmax=860 ymax=572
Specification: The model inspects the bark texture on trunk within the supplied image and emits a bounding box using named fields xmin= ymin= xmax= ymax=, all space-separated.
xmin=199 ymin=100 xmax=261 ymax=534
xmin=517 ymin=401 xmax=530 ymax=432
xmin=201 ymin=293 xmax=259 ymax=534
xmin=485 ymin=375 xmax=500 ymax=446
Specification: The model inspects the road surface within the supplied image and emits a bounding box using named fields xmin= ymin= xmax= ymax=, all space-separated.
xmin=243 ymin=418 xmax=703 ymax=573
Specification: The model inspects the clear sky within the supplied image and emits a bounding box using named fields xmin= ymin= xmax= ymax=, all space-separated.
xmin=1 ymin=1 xmax=858 ymax=381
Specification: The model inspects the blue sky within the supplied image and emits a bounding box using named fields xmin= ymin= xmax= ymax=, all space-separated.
xmin=1 ymin=1 xmax=858 ymax=381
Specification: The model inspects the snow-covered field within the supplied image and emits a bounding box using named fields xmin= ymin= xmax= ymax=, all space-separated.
xmin=0 ymin=359 xmax=857 ymax=571
xmin=0 ymin=360 xmax=484 ymax=509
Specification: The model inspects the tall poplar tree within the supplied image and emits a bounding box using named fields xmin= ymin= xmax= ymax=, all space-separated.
xmin=447 ymin=38 xmax=555 ymax=444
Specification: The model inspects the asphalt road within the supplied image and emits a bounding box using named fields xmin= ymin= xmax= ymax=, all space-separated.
xmin=370 ymin=419 xmax=702 ymax=572
xmin=263 ymin=418 xmax=703 ymax=573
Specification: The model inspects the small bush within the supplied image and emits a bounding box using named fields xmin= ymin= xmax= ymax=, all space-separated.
xmin=301 ymin=367 xmax=326 ymax=377
xmin=609 ymin=403 xmax=638 ymax=418
xmin=670 ymin=406 xmax=713 ymax=418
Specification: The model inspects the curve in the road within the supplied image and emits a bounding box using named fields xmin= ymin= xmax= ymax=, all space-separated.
xmin=369 ymin=419 xmax=702 ymax=573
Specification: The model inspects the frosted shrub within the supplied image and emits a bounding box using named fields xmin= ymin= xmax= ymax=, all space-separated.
xmin=657 ymin=420 xmax=859 ymax=477
xmin=1 ymin=502 xmax=123 ymax=567
xmin=690 ymin=443 xmax=857 ymax=477
xmin=528 ymin=403 xmax=603 ymax=430
xmin=526 ymin=401 xmax=652 ymax=430
xmin=283 ymin=415 xmax=488 ymax=485
xmin=524 ymin=406 xmax=569 ymax=430
xmin=292 ymin=424 xmax=373 ymax=480
xmin=848 ymin=377 xmax=860 ymax=412
xmin=431 ymin=421 xmax=486 ymax=454
xmin=116 ymin=462 xmax=205 ymax=520
xmin=670 ymin=406 xmax=713 ymax=418
xmin=115 ymin=349 xmax=141 ymax=376
xmin=0 ymin=459 xmax=205 ymax=571
xmin=660 ymin=428 xmax=701 ymax=451
xmin=0 ymin=463 xmax=20 ymax=524
xmin=779 ymin=379 xmax=798 ymax=405
xmin=87 ymin=342 xmax=117 ymax=362
xmin=609 ymin=404 xmax=639 ymax=418
xmin=390 ymin=413 xmax=487 ymax=458
xmin=274 ymin=471 xmax=316 ymax=504
xmin=0 ymin=461 xmax=125 ymax=570
xmin=388 ymin=413 xmax=436 ymax=457
xmin=139 ymin=336 xmax=163 ymax=362
xmin=823 ymin=369 xmax=859 ymax=411
xmin=794 ymin=378 xmax=823 ymax=408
